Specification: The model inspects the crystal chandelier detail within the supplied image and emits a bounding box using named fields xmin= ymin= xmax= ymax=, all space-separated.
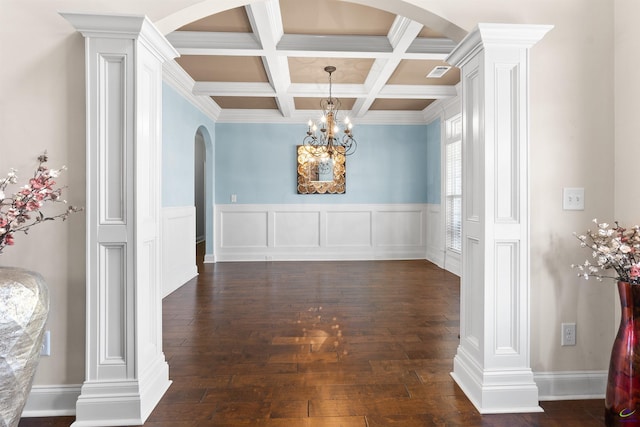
xmin=303 ymin=66 xmax=357 ymax=157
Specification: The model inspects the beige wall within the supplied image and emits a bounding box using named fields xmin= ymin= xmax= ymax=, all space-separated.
xmin=0 ymin=0 xmax=618 ymax=387
xmin=615 ymin=1 xmax=640 ymax=224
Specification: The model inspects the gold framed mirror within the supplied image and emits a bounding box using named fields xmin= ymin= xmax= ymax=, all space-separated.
xmin=296 ymin=145 xmax=346 ymax=194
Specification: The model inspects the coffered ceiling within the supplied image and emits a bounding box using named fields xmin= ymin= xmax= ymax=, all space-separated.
xmin=166 ymin=0 xmax=460 ymax=122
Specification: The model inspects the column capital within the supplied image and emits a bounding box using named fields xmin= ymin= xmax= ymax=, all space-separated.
xmin=446 ymin=23 xmax=553 ymax=67
xmin=60 ymin=12 xmax=178 ymax=62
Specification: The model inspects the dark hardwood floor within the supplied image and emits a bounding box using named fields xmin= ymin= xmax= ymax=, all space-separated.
xmin=20 ymin=257 xmax=605 ymax=426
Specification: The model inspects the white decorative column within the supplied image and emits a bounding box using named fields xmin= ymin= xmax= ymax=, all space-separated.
xmin=446 ymin=24 xmax=552 ymax=413
xmin=61 ymin=13 xmax=178 ymax=426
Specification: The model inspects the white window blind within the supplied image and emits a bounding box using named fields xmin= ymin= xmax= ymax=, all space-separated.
xmin=445 ymin=115 xmax=462 ymax=253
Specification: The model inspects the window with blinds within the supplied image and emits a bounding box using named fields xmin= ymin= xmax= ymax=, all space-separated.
xmin=445 ymin=115 xmax=462 ymax=253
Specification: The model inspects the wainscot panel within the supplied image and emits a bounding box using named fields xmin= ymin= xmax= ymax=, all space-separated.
xmin=426 ymin=203 xmax=444 ymax=268
xmin=215 ymin=204 xmax=429 ymax=262
xmin=161 ymin=206 xmax=198 ymax=297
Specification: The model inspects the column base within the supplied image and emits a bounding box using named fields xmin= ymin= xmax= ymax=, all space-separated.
xmin=451 ymin=347 xmax=542 ymax=414
xmin=71 ymin=357 xmax=171 ymax=427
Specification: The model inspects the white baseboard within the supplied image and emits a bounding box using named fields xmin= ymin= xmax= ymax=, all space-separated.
xmin=204 ymin=254 xmax=216 ymax=263
xmin=426 ymin=246 xmax=444 ymax=268
xmin=163 ymin=266 xmax=198 ymax=297
xmin=534 ymin=370 xmax=606 ymax=401
xmin=21 ymin=384 xmax=80 ymax=417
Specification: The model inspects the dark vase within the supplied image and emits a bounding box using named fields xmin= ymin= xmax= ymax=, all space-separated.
xmin=605 ymin=281 xmax=640 ymax=426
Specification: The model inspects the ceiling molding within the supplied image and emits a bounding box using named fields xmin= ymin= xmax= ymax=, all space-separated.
xmin=163 ymin=59 xmax=221 ymax=121
xmin=217 ymin=108 xmax=427 ymax=125
xmin=422 ymin=89 xmax=461 ymax=123
xmin=193 ymin=81 xmax=276 ymax=96
xmin=377 ymin=84 xmax=457 ymax=99
xmin=191 ymin=81 xmax=455 ymax=100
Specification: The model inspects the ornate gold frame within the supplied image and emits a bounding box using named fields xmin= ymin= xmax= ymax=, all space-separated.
xmin=296 ymin=145 xmax=346 ymax=194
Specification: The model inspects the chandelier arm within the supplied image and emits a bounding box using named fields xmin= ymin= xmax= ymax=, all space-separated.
xmin=303 ymin=65 xmax=357 ymax=157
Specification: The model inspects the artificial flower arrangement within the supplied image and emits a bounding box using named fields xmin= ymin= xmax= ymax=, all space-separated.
xmin=572 ymin=219 xmax=640 ymax=284
xmin=0 ymin=153 xmax=82 ymax=254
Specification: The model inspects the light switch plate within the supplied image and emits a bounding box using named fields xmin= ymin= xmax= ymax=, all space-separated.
xmin=563 ymin=188 xmax=584 ymax=210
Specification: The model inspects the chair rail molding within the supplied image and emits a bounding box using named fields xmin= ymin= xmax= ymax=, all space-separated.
xmin=446 ymin=23 xmax=553 ymax=414
xmin=61 ymin=12 xmax=178 ymax=427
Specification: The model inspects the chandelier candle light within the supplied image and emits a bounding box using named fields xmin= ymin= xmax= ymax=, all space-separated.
xmin=303 ymin=66 xmax=357 ymax=157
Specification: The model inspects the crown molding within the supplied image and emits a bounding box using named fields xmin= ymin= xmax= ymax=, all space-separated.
xmin=60 ymin=12 xmax=178 ymax=62
xmin=217 ymin=108 xmax=427 ymax=125
xmin=447 ymin=23 xmax=554 ymax=67
xmin=162 ymin=60 xmax=221 ymax=122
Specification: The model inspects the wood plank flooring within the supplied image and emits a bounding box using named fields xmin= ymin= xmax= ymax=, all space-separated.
xmin=20 ymin=258 xmax=605 ymax=426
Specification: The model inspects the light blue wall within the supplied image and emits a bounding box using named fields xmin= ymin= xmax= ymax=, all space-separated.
xmin=215 ymin=123 xmax=434 ymax=204
xmin=162 ymin=83 xmax=216 ymax=253
xmin=425 ymin=118 xmax=441 ymax=204
xmin=162 ymin=83 xmax=216 ymax=207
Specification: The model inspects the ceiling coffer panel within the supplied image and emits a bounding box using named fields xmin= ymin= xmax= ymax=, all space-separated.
xmin=280 ymin=0 xmax=395 ymax=36
xmin=212 ymin=97 xmax=279 ymax=109
xmin=176 ymin=56 xmax=269 ymax=83
xmin=178 ymin=7 xmax=252 ymax=32
xmin=294 ymin=97 xmax=356 ymax=111
xmin=168 ymin=0 xmax=461 ymax=116
xmin=288 ymin=58 xmax=373 ymax=84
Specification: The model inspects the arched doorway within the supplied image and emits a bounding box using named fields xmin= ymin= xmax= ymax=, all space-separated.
xmin=155 ymin=0 xmax=549 ymax=414
xmin=194 ymin=125 xmax=214 ymax=265
xmin=66 ymin=3 xmax=550 ymax=424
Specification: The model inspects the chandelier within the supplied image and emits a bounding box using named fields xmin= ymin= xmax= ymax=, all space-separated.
xmin=303 ymin=66 xmax=357 ymax=157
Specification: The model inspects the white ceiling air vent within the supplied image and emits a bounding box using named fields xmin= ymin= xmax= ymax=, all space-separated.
xmin=426 ymin=65 xmax=451 ymax=78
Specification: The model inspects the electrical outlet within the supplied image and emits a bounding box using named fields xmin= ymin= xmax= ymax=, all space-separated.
xmin=561 ymin=323 xmax=576 ymax=346
xmin=41 ymin=330 xmax=51 ymax=356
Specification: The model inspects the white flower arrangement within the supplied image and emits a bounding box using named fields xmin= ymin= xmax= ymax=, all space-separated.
xmin=0 ymin=153 xmax=82 ymax=254
xmin=572 ymin=219 xmax=640 ymax=284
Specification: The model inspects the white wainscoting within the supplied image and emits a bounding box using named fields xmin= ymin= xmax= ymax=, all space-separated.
xmin=425 ymin=203 xmax=444 ymax=268
xmin=215 ymin=204 xmax=429 ymax=262
xmin=161 ymin=206 xmax=198 ymax=297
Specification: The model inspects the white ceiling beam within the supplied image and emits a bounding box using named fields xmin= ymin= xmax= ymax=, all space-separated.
xmin=217 ymin=108 xmax=428 ymax=125
xmin=192 ymin=81 xmax=457 ymax=100
xmin=352 ymin=16 xmax=425 ymax=117
xmin=407 ymin=37 xmax=457 ymax=54
xmin=193 ymin=81 xmax=275 ymax=96
xmin=376 ymin=84 xmax=457 ymax=98
xmin=277 ymin=34 xmax=392 ymax=54
xmin=166 ymin=31 xmax=261 ymax=53
xmin=167 ymin=31 xmax=453 ymax=59
xmin=245 ymin=0 xmax=295 ymax=117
